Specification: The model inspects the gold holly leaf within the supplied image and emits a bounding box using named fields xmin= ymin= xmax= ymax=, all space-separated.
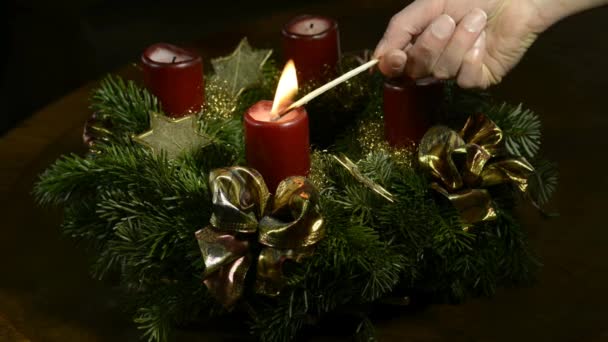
xmin=210 ymin=38 xmax=272 ymax=97
xmin=133 ymin=112 xmax=210 ymax=159
xmin=333 ymin=154 xmax=395 ymax=203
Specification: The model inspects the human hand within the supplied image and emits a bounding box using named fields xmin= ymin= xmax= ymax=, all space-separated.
xmin=374 ymin=0 xmax=547 ymax=89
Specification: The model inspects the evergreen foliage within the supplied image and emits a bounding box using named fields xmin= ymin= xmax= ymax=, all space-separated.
xmin=91 ymin=75 xmax=160 ymax=143
xmin=35 ymin=51 xmax=556 ymax=341
xmin=528 ymin=159 xmax=559 ymax=207
xmin=487 ymin=102 xmax=542 ymax=159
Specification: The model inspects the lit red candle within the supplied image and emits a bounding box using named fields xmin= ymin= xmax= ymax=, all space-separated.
xmin=282 ymin=15 xmax=340 ymax=85
xmin=383 ymin=77 xmax=444 ymax=147
xmin=244 ymin=61 xmax=310 ymax=192
xmin=141 ymin=43 xmax=204 ymax=118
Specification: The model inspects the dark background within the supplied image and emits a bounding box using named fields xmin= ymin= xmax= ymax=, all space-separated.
xmin=0 ymin=0 xmax=341 ymax=135
xmin=2 ymin=0 xmax=608 ymax=341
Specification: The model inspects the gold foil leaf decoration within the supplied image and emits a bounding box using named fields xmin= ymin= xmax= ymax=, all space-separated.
xmin=133 ymin=112 xmax=210 ymax=160
xmin=210 ymin=38 xmax=272 ymax=97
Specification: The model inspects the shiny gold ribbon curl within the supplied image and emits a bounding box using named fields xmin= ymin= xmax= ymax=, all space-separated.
xmin=418 ymin=113 xmax=534 ymax=225
xmin=195 ymin=167 xmax=325 ymax=309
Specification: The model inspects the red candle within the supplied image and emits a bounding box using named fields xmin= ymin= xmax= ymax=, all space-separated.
xmin=141 ymin=43 xmax=204 ymax=118
xmin=383 ymin=77 xmax=444 ymax=147
xmin=282 ymin=15 xmax=340 ymax=85
xmin=244 ymin=101 xmax=310 ymax=193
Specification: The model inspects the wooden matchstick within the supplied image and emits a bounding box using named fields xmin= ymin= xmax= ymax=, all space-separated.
xmin=274 ymin=59 xmax=379 ymax=120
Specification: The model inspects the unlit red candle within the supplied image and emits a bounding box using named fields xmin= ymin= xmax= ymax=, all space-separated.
xmin=282 ymin=15 xmax=340 ymax=84
xmin=244 ymin=100 xmax=310 ymax=193
xmin=383 ymin=77 xmax=444 ymax=146
xmin=141 ymin=43 xmax=204 ymax=118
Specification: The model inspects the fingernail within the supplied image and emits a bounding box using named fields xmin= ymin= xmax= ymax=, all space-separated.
xmin=431 ymin=15 xmax=455 ymax=39
xmin=388 ymin=51 xmax=407 ymax=71
xmin=463 ymin=8 xmax=487 ymax=33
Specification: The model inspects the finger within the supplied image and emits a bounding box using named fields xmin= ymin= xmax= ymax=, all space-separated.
xmin=432 ymin=8 xmax=487 ymax=80
xmin=457 ymin=32 xmax=490 ymax=89
xmin=369 ymin=44 xmax=412 ymax=77
xmin=374 ymin=0 xmax=445 ymax=58
xmin=378 ymin=49 xmax=408 ymax=77
xmin=405 ymin=14 xmax=456 ymax=79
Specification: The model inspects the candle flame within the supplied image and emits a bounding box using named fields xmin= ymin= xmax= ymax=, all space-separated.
xmin=270 ymin=60 xmax=298 ymax=118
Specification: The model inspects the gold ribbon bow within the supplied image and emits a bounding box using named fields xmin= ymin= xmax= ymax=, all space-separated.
xmin=418 ymin=113 xmax=534 ymax=224
xmin=195 ymin=167 xmax=325 ymax=308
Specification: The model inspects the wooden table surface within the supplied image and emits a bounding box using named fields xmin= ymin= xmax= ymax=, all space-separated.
xmin=2 ymin=1 xmax=608 ymax=341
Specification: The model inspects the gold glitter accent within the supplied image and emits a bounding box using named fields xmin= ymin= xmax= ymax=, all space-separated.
xmin=309 ymin=150 xmax=333 ymax=191
xmin=202 ymin=79 xmax=239 ymax=120
xmin=356 ymin=115 xmax=416 ymax=168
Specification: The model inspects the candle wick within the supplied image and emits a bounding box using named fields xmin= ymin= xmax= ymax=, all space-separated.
xmin=172 ymin=56 xmax=177 ymax=63
xmin=270 ymin=108 xmax=292 ymax=122
xmin=310 ymin=23 xmax=314 ymax=29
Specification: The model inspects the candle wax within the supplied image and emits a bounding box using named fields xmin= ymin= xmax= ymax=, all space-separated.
xmin=288 ymin=18 xmax=331 ymax=35
xmin=249 ymin=109 xmax=299 ymax=123
xmin=147 ymin=46 xmax=194 ymax=63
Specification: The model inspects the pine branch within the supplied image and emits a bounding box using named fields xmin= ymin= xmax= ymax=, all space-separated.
xmin=528 ymin=158 xmax=559 ymax=207
xmin=355 ymin=315 xmax=377 ymax=342
xmin=443 ymin=81 xmax=491 ymax=124
xmin=91 ymin=74 xmax=160 ymax=139
xmin=198 ymin=116 xmax=244 ymax=163
xmin=250 ymin=298 xmax=306 ymax=342
xmin=34 ymin=153 xmax=100 ymax=205
xmin=133 ymin=282 xmax=218 ymax=342
xmin=487 ymin=103 xmax=542 ymax=159
xmin=135 ymin=305 xmax=172 ymax=342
